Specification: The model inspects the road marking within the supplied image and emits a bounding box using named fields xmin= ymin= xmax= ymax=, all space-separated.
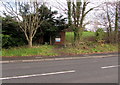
xmin=0 ymin=70 xmax=75 ymax=80
xmin=101 ymin=65 xmax=120 ymax=69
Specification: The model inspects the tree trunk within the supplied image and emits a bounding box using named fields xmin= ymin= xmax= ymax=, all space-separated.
xmin=107 ymin=28 xmax=110 ymax=43
xmin=106 ymin=5 xmax=113 ymax=43
xmin=114 ymin=4 xmax=118 ymax=43
xmin=28 ymin=37 xmax=32 ymax=47
xmin=74 ymin=27 xmax=82 ymax=46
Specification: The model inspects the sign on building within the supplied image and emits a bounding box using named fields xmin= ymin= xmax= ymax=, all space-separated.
xmin=55 ymin=38 xmax=61 ymax=42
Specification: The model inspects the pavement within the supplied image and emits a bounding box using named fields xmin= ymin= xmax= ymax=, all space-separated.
xmin=1 ymin=54 xmax=119 ymax=83
xmin=1 ymin=52 xmax=118 ymax=63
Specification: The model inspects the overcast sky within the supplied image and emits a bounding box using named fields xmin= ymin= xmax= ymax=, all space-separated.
xmin=0 ymin=0 xmax=118 ymax=15
xmin=0 ymin=0 xmax=118 ymax=31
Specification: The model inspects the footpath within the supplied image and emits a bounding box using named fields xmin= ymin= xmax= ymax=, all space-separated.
xmin=1 ymin=52 xmax=118 ymax=64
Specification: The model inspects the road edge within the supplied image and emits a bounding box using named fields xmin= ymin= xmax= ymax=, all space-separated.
xmin=0 ymin=53 xmax=118 ymax=64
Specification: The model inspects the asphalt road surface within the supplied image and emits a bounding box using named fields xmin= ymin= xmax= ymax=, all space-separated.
xmin=1 ymin=55 xmax=118 ymax=83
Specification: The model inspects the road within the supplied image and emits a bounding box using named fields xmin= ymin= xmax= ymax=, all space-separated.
xmin=1 ymin=55 xmax=118 ymax=83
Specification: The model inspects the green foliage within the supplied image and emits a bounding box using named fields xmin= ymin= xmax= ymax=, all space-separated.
xmin=95 ymin=28 xmax=105 ymax=42
xmin=2 ymin=34 xmax=11 ymax=48
xmin=2 ymin=16 xmax=27 ymax=48
xmin=2 ymin=34 xmax=26 ymax=48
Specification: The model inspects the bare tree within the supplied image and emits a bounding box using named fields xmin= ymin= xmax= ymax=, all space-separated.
xmin=94 ymin=1 xmax=119 ymax=43
xmin=1 ymin=0 xmax=43 ymax=47
xmin=67 ymin=0 xmax=98 ymax=45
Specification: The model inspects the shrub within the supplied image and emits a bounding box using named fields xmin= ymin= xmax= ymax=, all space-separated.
xmin=2 ymin=16 xmax=27 ymax=48
xmin=95 ymin=28 xmax=105 ymax=42
xmin=2 ymin=34 xmax=26 ymax=48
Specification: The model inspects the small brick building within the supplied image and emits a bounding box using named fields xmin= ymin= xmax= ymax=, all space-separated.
xmin=35 ymin=29 xmax=67 ymax=45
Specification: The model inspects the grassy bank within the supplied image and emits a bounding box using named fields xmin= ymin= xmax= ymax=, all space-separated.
xmin=2 ymin=44 xmax=118 ymax=57
xmin=58 ymin=43 xmax=118 ymax=55
xmin=2 ymin=45 xmax=59 ymax=57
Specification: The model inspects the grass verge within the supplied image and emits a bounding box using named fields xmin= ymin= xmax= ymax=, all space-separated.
xmin=2 ymin=44 xmax=118 ymax=57
xmin=2 ymin=45 xmax=59 ymax=57
xmin=58 ymin=43 xmax=118 ymax=55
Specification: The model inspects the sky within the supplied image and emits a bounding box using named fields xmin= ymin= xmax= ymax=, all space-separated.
xmin=0 ymin=0 xmax=118 ymax=31
xmin=0 ymin=0 xmax=118 ymax=14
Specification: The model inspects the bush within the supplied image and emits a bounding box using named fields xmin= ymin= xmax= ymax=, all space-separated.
xmin=2 ymin=16 xmax=27 ymax=48
xmin=95 ymin=28 xmax=105 ymax=42
xmin=2 ymin=34 xmax=26 ymax=48
xmin=2 ymin=34 xmax=11 ymax=48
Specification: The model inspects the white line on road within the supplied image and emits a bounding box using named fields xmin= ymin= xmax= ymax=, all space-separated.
xmin=0 ymin=70 xmax=75 ymax=80
xmin=101 ymin=65 xmax=120 ymax=69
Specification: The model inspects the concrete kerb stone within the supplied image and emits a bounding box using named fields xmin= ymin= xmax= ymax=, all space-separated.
xmin=0 ymin=54 xmax=118 ymax=64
